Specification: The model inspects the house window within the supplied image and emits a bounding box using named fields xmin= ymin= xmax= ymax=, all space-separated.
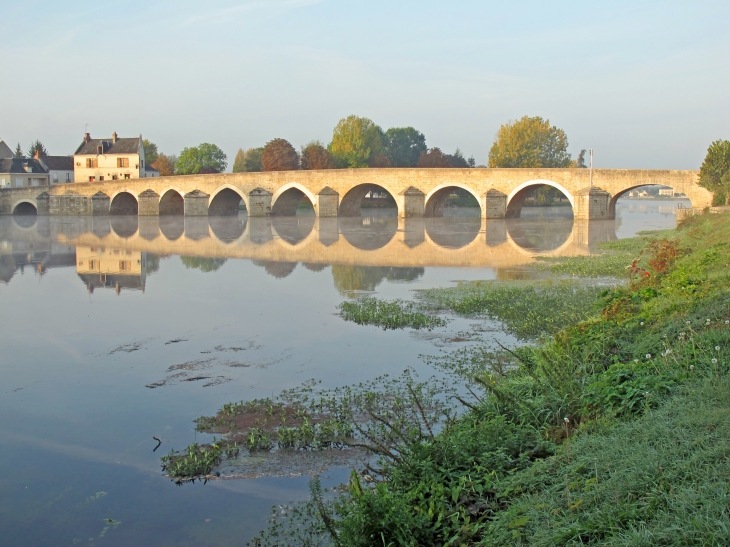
xmin=99 ymin=176 xmax=104 ymax=181
xmin=89 ymin=176 xmax=95 ymax=182
xmin=66 ymin=173 xmax=70 ymax=182
xmin=117 ymin=158 xmax=129 ymax=168
xmin=141 ymin=160 xmax=144 ymax=168
xmin=89 ymin=260 xmax=97 ymax=269
xmin=124 ymin=174 xmax=130 ymax=179
xmin=15 ymin=178 xmax=23 ymax=187
xmin=112 ymin=175 xmax=118 ymax=180
xmin=0 ymin=178 xmax=5 ymax=188
xmin=86 ymin=158 xmax=98 ymax=168
xmin=119 ymin=260 xmax=131 ymax=271
xmin=53 ymin=173 xmax=59 ymax=182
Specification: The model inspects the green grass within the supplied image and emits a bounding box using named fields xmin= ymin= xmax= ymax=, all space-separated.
xmin=533 ymin=236 xmax=646 ymax=278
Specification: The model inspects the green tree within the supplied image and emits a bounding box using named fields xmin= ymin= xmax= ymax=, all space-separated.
xmin=27 ymin=140 xmax=48 ymax=158
xmin=232 ymin=148 xmax=246 ymax=172
xmin=488 ymin=116 xmax=572 ymax=168
xmin=571 ymin=149 xmax=588 ymax=168
xmin=300 ymin=141 xmax=335 ymax=170
xmin=417 ymin=147 xmax=452 ymax=168
xmin=383 ymin=127 xmax=427 ymax=167
xmin=241 ymin=148 xmax=264 ymax=172
xmin=699 ymin=140 xmax=730 ymax=205
xmin=175 ymin=143 xmax=227 ymax=174
xmin=262 ymin=138 xmax=299 ymax=171
xmin=143 ymin=139 xmax=159 ymax=164
xmin=14 ymin=143 xmax=23 ymax=157
xmin=329 ymin=115 xmax=384 ymax=168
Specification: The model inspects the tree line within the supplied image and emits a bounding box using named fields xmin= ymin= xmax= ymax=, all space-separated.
xmin=143 ymin=115 xmax=588 ymax=177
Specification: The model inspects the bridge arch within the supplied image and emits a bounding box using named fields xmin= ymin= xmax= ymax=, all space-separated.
xmin=209 ymin=185 xmax=248 ymax=216
xmin=271 ymin=183 xmax=316 ymax=216
xmin=506 ymin=179 xmax=574 ymax=218
xmin=339 ymin=183 xmax=400 ymax=217
xmin=424 ymin=184 xmax=481 ymax=217
xmin=159 ymin=188 xmax=185 ymax=215
xmin=607 ymin=184 xmax=692 ymax=218
xmin=12 ymin=200 xmax=38 ymax=215
xmin=110 ymin=191 xmax=138 ymax=215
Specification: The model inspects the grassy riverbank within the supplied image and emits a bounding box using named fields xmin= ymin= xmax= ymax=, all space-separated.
xmin=248 ymin=213 xmax=730 ymax=546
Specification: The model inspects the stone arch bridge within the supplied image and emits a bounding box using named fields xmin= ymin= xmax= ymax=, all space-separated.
xmin=0 ymin=168 xmax=711 ymax=220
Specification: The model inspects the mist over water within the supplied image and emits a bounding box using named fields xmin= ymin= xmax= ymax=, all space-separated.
xmin=0 ymin=200 xmax=684 ymax=546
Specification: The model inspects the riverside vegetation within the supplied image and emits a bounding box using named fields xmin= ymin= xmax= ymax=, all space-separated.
xmin=162 ymin=214 xmax=730 ymax=546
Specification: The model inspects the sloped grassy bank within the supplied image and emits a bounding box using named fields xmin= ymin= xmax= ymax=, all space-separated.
xmin=247 ymin=213 xmax=730 ymax=546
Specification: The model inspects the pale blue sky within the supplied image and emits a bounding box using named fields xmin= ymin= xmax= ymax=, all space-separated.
xmin=2 ymin=0 xmax=728 ymax=168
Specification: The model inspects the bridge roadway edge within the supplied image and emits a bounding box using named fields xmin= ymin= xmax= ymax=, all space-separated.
xmin=0 ymin=168 xmax=711 ymax=219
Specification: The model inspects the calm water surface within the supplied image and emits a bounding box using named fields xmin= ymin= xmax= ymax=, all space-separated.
xmin=0 ymin=200 xmax=685 ymax=546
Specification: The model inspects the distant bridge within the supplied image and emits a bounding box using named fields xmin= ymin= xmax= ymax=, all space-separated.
xmin=0 ymin=168 xmax=712 ymax=220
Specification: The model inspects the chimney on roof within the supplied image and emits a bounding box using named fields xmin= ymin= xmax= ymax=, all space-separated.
xmin=112 ymin=131 xmax=117 ymax=143
xmin=34 ymin=150 xmax=40 ymax=160
xmin=84 ymin=132 xmax=91 ymax=143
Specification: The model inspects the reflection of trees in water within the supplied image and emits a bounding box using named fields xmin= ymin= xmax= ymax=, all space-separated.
xmin=332 ymin=264 xmax=424 ymax=295
xmin=145 ymin=254 xmax=161 ymax=275
xmin=0 ymin=254 xmax=16 ymax=283
xmin=303 ymin=262 xmax=328 ymax=272
xmin=252 ymin=260 xmax=298 ymax=279
xmin=180 ymin=256 xmax=227 ymax=273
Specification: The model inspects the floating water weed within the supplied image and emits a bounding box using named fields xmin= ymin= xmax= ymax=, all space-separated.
xmin=338 ymin=296 xmax=446 ymax=330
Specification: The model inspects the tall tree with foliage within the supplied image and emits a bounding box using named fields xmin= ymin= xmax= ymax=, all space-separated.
xmin=262 ymin=138 xmax=299 ymax=171
xmin=175 ymin=143 xmax=227 ymax=174
xmin=237 ymin=148 xmax=263 ymax=172
xmin=142 ymin=139 xmax=159 ymax=164
xmin=329 ymin=115 xmax=384 ymax=168
xmin=417 ymin=147 xmax=452 ymax=168
xmin=14 ymin=143 xmax=23 ymax=157
xmin=301 ymin=141 xmax=335 ymax=170
xmin=151 ymin=154 xmax=177 ymax=176
xmin=27 ymin=140 xmax=48 ymax=158
xmin=383 ymin=127 xmax=427 ymax=167
xmin=232 ymin=148 xmax=246 ymax=173
xmin=488 ymin=116 xmax=572 ymax=168
xmin=699 ymin=139 xmax=730 ymax=205
xmin=572 ymin=149 xmax=588 ymax=168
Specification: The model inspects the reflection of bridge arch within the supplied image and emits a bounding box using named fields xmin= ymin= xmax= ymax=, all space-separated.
xmin=209 ymin=215 xmax=247 ymax=243
xmin=271 ymin=216 xmax=316 ymax=247
xmin=339 ymin=217 xmax=398 ymax=250
xmin=110 ymin=216 xmax=139 ymax=238
xmin=339 ymin=183 xmax=400 ymax=217
xmin=209 ymin=185 xmax=249 ymax=215
xmin=506 ymin=179 xmax=574 ymax=218
xmin=424 ymin=217 xmax=481 ymax=249
xmin=110 ymin=191 xmax=139 ymax=215
xmin=159 ymin=216 xmax=185 ymax=241
xmin=271 ymin=183 xmax=316 ymax=216
xmin=424 ymin=184 xmax=481 ymax=217
xmin=159 ymin=188 xmax=185 ymax=215
xmin=505 ymin=218 xmax=574 ymax=253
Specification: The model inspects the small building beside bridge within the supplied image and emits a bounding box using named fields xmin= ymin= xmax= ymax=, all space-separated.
xmin=73 ymin=132 xmax=158 ymax=183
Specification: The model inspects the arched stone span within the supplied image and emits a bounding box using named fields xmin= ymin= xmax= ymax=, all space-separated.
xmin=271 ymin=184 xmax=316 ymax=216
xmin=110 ymin=192 xmax=138 ymax=215
xmin=12 ymin=201 xmax=37 ymax=215
xmin=506 ymin=180 xmax=574 ymax=218
xmin=159 ymin=189 xmax=185 ymax=215
xmin=209 ymin=186 xmax=247 ymax=216
xmin=607 ymin=185 xmax=692 ymax=218
xmin=339 ymin=184 xmax=399 ymax=217
xmin=424 ymin=184 xmax=482 ymax=217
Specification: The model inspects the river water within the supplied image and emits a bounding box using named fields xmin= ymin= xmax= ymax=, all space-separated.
xmin=0 ymin=200 xmax=684 ymax=546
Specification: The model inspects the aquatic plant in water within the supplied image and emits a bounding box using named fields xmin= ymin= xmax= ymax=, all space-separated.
xmin=338 ymin=296 xmax=446 ymax=330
